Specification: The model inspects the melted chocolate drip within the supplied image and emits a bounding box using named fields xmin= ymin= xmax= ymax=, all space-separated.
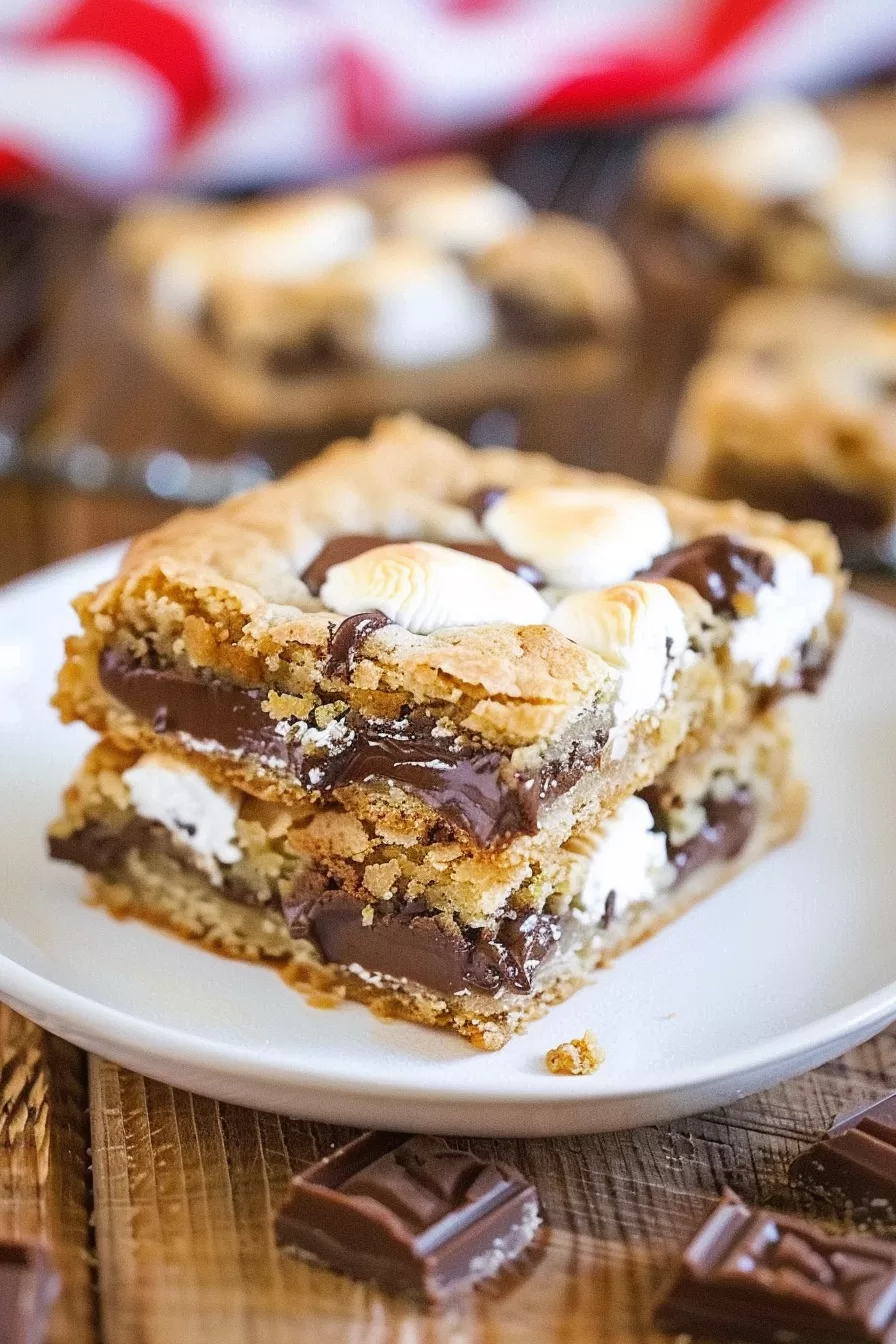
xmin=98 ymin=650 xmax=607 ymax=846
xmin=325 ymin=611 xmax=392 ymax=679
xmin=638 ymin=534 xmax=775 ymax=617
xmin=282 ymin=884 xmax=561 ymax=997
xmin=301 ymin=531 xmax=544 ymax=595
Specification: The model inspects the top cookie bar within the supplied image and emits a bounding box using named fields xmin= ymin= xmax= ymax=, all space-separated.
xmin=55 ymin=416 xmax=845 ymax=848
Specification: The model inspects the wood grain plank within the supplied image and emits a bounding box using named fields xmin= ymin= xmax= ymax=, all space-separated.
xmin=89 ymin=1024 xmax=896 ymax=1343
xmin=0 ymin=1005 xmax=95 ymax=1344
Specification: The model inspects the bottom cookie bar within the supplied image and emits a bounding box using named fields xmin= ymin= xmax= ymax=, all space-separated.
xmin=49 ymin=714 xmax=804 ymax=1049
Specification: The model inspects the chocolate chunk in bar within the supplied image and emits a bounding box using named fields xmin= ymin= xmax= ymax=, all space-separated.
xmin=638 ymin=534 xmax=774 ymax=618
xmin=790 ymin=1092 xmax=896 ymax=1206
xmin=0 ymin=1242 xmax=59 ymax=1344
xmin=654 ymin=1188 xmax=896 ymax=1343
xmin=275 ymin=1132 xmax=540 ymax=1302
xmin=325 ymin=610 xmax=392 ymax=679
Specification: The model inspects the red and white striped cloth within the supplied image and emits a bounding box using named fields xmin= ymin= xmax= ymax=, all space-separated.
xmin=0 ymin=0 xmax=893 ymax=196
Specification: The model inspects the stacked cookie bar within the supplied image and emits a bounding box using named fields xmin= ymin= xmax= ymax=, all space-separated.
xmin=50 ymin=416 xmax=845 ymax=1047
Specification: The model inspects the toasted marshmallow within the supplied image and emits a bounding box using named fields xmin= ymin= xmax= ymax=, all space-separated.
xmin=728 ymin=538 xmax=833 ymax=685
xmin=808 ymin=150 xmax=896 ymax=277
xmin=550 ymin=581 xmax=688 ymax=723
xmin=122 ymin=754 xmax=241 ymax=866
xmin=568 ymin=796 xmax=670 ymax=921
xmin=390 ymin=180 xmax=533 ymax=257
xmin=150 ymin=195 xmax=374 ymax=321
xmin=326 ymin=240 xmax=496 ymax=368
xmin=320 ymin=541 xmax=548 ymax=635
xmin=482 ymin=486 xmax=673 ymax=590
xmin=705 ymin=96 xmax=841 ymax=202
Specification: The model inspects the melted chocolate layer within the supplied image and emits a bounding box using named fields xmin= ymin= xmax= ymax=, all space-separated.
xmin=282 ymin=884 xmax=561 ymax=997
xmin=640 ymin=784 xmax=757 ymax=885
xmin=48 ymin=818 xmax=263 ymax=906
xmin=301 ymin=533 xmax=544 ymax=594
xmin=98 ymin=650 xmax=608 ymax=846
xmin=638 ymin=534 xmax=774 ymax=617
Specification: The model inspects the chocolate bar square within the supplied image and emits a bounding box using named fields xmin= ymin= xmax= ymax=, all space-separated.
xmin=791 ymin=1091 xmax=896 ymax=1206
xmin=655 ymin=1189 xmax=896 ymax=1343
xmin=274 ymin=1132 xmax=540 ymax=1302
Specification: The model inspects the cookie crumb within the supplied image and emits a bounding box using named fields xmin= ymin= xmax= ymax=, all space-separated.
xmin=545 ymin=1030 xmax=604 ymax=1076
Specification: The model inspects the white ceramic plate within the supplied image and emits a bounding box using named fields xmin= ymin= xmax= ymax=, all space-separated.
xmin=0 ymin=548 xmax=894 ymax=1136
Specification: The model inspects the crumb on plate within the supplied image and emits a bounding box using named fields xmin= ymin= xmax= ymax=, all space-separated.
xmin=545 ymin=1030 xmax=604 ymax=1076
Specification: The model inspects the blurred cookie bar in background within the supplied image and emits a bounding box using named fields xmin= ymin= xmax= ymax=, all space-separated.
xmin=108 ymin=154 xmax=637 ymax=439
xmin=621 ymin=88 xmax=896 ymax=465
xmin=665 ymin=288 xmax=896 ymax=566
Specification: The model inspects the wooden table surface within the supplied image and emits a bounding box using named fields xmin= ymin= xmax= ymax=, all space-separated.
xmin=0 ymin=571 xmax=890 ymax=1343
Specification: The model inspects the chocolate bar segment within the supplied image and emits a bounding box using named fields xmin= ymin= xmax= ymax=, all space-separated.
xmin=275 ymin=1132 xmax=540 ymax=1301
xmin=655 ymin=1189 xmax=896 ymax=1343
xmin=0 ymin=1242 xmax=59 ymax=1344
xmin=790 ymin=1093 xmax=896 ymax=1207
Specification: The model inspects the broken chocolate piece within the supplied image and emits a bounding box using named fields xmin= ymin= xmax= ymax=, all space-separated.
xmin=0 ymin=1242 xmax=59 ymax=1344
xmin=790 ymin=1092 xmax=896 ymax=1207
xmin=275 ymin=1132 xmax=540 ymax=1302
xmin=301 ymin=532 xmax=544 ymax=595
xmin=637 ymin=534 xmax=774 ymax=618
xmin=655 ymin=1188 xmax=896 ymax=1343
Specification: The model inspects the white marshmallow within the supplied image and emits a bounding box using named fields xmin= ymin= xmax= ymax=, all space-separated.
xmin=550 ymin=581 xmax=688 ymax=724
xmin=728 ymin=538 xmax=834 ymax=685
xmin=320 ymin=541 xmax=549 ymax=635
xmin=569 ymin=796 xmax=670 ymax=921
xmin=483 ymin=486 xmax=673 ymax=590
xmin=706 ymin=95 xmax=841 ymax=202
xmin=390 ymin=180 xmax=533 ymax=256
xmin=808 ymin=151 xmax=896 ymax=277
xmin=225 ymin=198 xmax=374 ymax=284
xmin=122 ymin=754 xmax=241 ymax=865
xmin=337 ymin=243 xmax=496 ymax=367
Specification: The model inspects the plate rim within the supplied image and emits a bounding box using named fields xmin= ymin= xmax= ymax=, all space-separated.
xmin=2 ymin=547 xmax=894 ymax=1110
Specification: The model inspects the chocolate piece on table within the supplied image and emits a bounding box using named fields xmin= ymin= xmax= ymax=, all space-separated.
xmin=654 ymin=1188 xmax=896 ymax=1343
xmin=790 ymin=1092 xmax=896 ymax=1206
xmin=0 ymin=1242 xmax=59 ymax=1344
xmin=275 ymin=1132 xmax=540 ymax=1302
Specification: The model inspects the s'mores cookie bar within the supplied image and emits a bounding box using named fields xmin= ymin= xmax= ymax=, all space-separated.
xmin=112 ymin=157 xmax=637 ymax=389
xmin=631 ymin=93 xmax=896 ymax=305
xmin=666 ymin=288 xmax=896 ymax=564
xmin=50 ymin=711 xmax=803 ymax=1048
xmin=55 ymin=415 xmax=844 ymax=855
